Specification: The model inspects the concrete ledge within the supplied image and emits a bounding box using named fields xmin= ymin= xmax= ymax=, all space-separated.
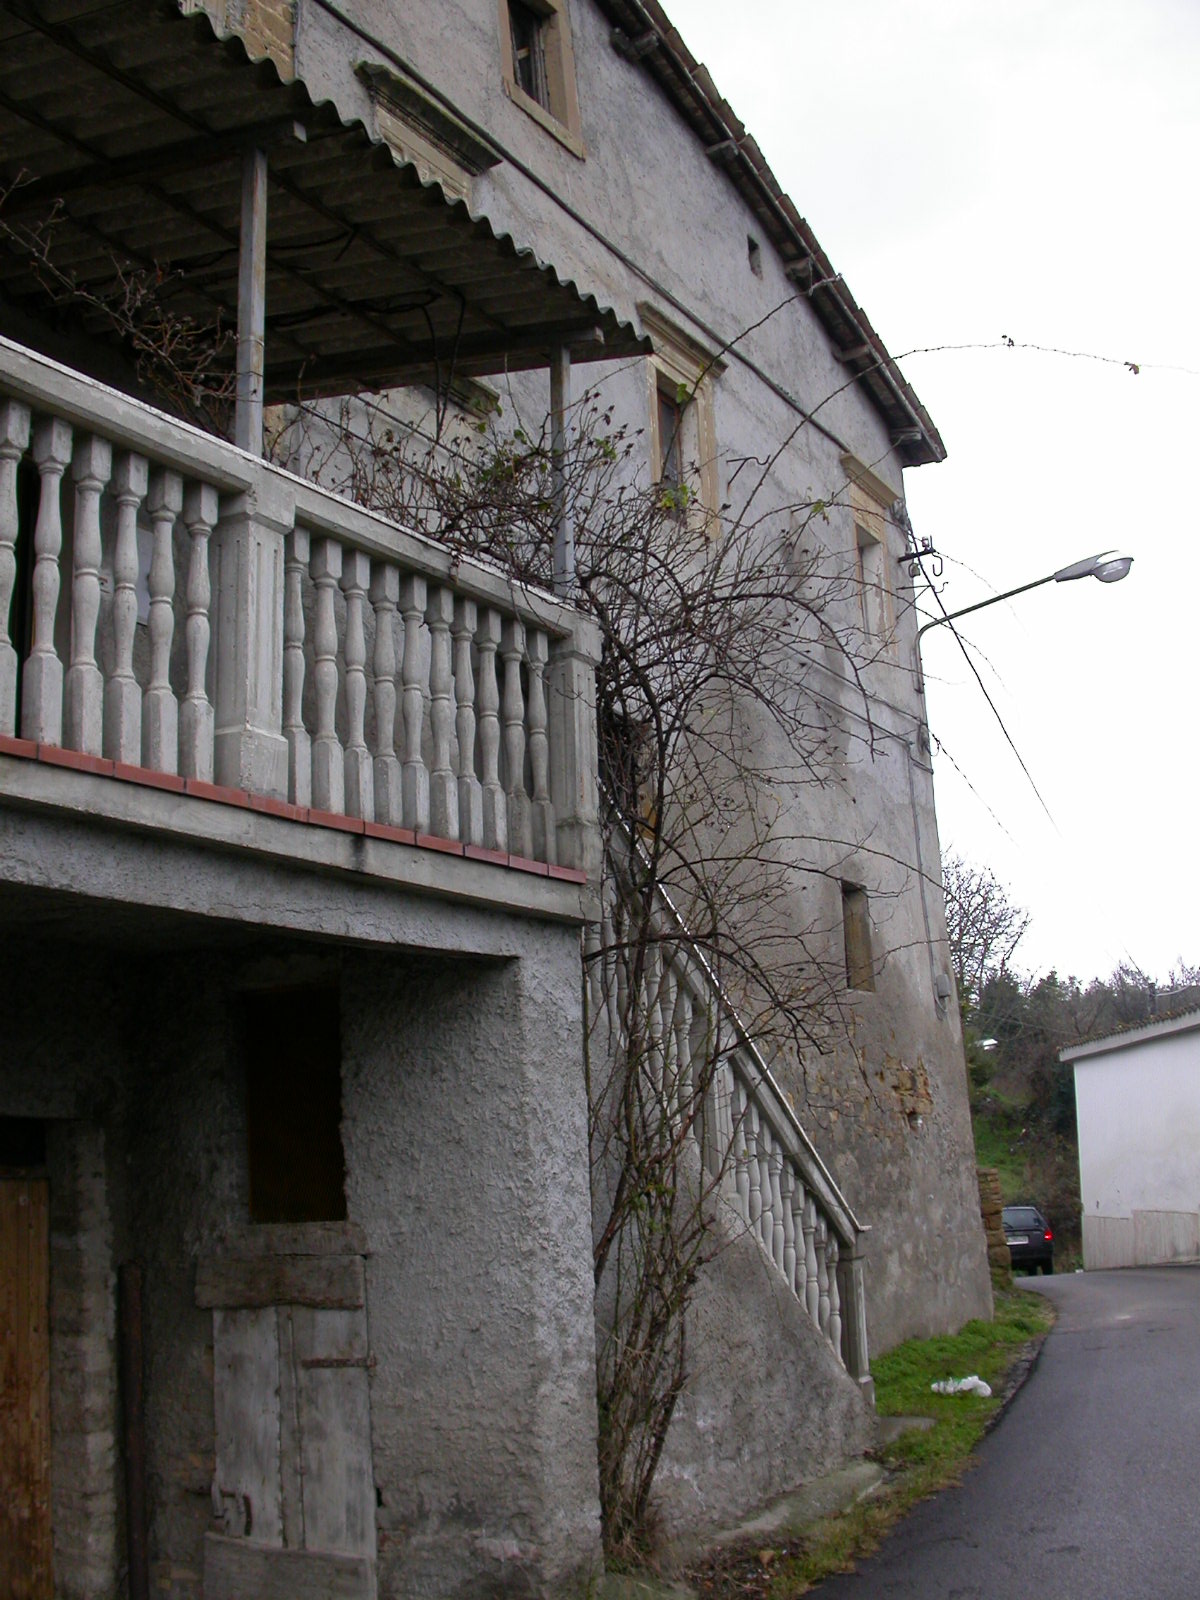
xmin=0 ymin=751 xmax=590 ymax=928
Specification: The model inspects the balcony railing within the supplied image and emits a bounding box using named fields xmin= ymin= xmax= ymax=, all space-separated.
xmin=0 ymin=335 xmax=599 ymax=879
xmin=587 ymin=874 xmax=872 ymax=1394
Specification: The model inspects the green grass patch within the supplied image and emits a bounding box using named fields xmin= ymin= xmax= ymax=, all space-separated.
xmin=689 ymin=1287 xmax=1056 ymax=1600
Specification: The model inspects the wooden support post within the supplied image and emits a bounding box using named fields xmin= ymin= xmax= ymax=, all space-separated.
xmin=235 ymin=148 xmax=268 ymax=456
xmin=549 ymin=345 xmax=574 ymax=595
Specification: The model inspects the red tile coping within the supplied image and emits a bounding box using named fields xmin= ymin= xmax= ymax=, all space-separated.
xmin=185 ymin=777 xmax=251 ymax=809
xmin=15 ymin=742 xmax=582 ymax=883
xmin=548 ymin=863 xmax=589 ymax=884
xmin=415 ymin=831 xmax=464 ymax=856
xmin=38 ymin=744 xmax=113 ymax=777
xmin=507 ymin=852 xmax=550 ymax=877
xmin=113 ymin=762 xmax=186 ymax=792
xmin=305 ymin=806 xmax=365 ymax=835
xmin=247 ymin=791 xmax=304 ymax=823
xmin=364 ymin=820 xmax=418 ymax=846
xmin=464 ymin=843 xmax=510 ymax=868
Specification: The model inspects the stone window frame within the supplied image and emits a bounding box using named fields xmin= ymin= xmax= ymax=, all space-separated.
xmin=640 ymin=304 xmax=723 ymax=537
xmin=841 ymin=453 xmax=900 ymax=651
xmin=841 ymin=881 xmax=876 ymax=993
xmin=498 ymin=0 xmax=586 ymax=158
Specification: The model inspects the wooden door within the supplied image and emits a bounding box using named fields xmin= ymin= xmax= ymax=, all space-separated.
xmin=0 ymin=1176 xmax=53 ymax=1600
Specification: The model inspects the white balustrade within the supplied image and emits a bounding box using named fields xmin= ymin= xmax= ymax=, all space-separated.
xmin=584 ymin=870 xmax=871 ymax=1380
xmin=0 ymin=331 xmax=598 ymax=875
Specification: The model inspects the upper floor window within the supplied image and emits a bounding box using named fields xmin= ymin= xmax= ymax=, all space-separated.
xmin=499 ymin=0 xmax=585 ymax=155
xmin=641 ymin=304 xmax=724 ymax=534
xmin=841 ymin=454 xmax=899 ymax=649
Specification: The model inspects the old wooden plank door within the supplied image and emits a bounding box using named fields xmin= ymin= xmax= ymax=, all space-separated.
xmin=0 ymin=1176 xmax=53 ymax=1600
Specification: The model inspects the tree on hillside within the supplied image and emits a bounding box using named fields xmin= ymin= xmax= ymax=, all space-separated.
xmin=942 ymin=850 xmax=1030 ymax=1011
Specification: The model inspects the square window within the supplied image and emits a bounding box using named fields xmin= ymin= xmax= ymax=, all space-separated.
xmin=842 ymin=883 xmax=875 ymax=992
xmin=241 ymin=984 xmax=347 ymax=1224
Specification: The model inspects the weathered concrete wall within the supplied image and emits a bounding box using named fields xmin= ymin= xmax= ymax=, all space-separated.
xmin=343 ymin=939 xmax=603 ymax=1597
xmin=651 ymin=1202 xmax=874 ymax=1544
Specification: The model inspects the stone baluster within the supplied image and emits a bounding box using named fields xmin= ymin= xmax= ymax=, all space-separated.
xmin=104 ymin=453 xmax=148 ymax=764
xmin=22 ymin=417 xmax=72 ymax=745
xmin=746 ymin=1099 xmax=763 ymax=1235
xmin=826 ymin=1234 xmax=843 ymax=1362
xmin=341 ymin=550 xmax=373 ymax=820
xmin=310 ymin=537 xmax=344 ymax=813
xmin=729 ymin=1074 xmax=749 ymax=1218
xmin=179 ymin=483 xmax=218 ymax=782
xmin=426 ymin=585 xmax=459 ymax=840
xmin=601 ymin=902 xmax=619 ymax=1034
xmin=791 ymin=1180 xmax=806 ymax=1300
xmin=143 ymin=470 xmax=181 ymax=773
xmin=816 ymin=1217 xmax=831 ymax=1337
xmin=645 ymin=945 xmax=666 ymax=1104
xmin=768 ymin=1144 xmax=786 ymax=1271
xmin=452 ymin=597 xmax=482 ymax=846
xmin=283 ymin=527 xmax=311 ymax=806
xmin=803 ymin=1193 xmax=820 ymax=1325
xmin=64 ymin=436 xmax=112 ymax=756
xmin=672 ymin=982 xmax=694 ymax=1135
xmin=369 ymin=562 xmax=400 ymax=824
xmin=501 ymin=616 xmax=532 ymax=858
xmin=526 ymin=628 xmax=555 ymax=863
xmin=399 ymin=573 xmax=429 ymax=834
xmin=476 ymin=607 xmax=505 ymax=850
xmin=781 ymin=1166 xmax=798 ymax=1293
xmin=0 ymin=401 xmax=30 ymax=736
xmin=757 ymin=1108 xmax=774 ymax=1251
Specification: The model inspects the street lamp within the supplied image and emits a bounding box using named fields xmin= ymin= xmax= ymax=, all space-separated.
xmin=915 ymin=549 xmax=1133 ymax=690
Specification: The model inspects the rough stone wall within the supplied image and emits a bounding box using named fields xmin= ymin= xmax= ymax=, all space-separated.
xmin=977 ymin=1168 xmax=1013 ymax=1289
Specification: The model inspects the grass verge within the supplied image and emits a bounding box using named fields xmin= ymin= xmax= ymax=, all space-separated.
xmin=688 ymin=1286 xmax=1056 ymax=1598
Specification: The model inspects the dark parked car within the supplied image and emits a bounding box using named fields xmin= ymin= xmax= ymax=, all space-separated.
xmin=1002 ymin=1204 xmax=1054 ymax=1274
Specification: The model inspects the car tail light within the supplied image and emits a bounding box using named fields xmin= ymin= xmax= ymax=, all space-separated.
xmin=1044 ymin=1230 xmax=1053 ymax=1241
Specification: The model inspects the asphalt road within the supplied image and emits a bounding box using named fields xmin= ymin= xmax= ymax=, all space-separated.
xmin=813 ymin=1266 xmax=1200 ymax=1599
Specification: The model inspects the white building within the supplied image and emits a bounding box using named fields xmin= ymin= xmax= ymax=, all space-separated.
xmin=1063 ymin=1009 xmax=1200 ymax=1270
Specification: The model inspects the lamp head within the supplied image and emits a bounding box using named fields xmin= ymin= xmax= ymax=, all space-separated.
xmin=1052 ymin=550 xmax=1134 ymax=584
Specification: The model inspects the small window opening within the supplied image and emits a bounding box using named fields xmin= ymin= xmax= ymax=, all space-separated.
xmin=842 ymin=883 xmax=875 ymax=992
xmin=241 ymin=984 xmax=346 ymax=1224
xmin=0 ymin=1117 xmax=46 ymax=1171
xmin=747 ymin=235 xmax=763 ymax=278
xmin=509 ymin=0 xmax=550 ymax=109
xmin=657 ymin=384 xmax=685 ymax=516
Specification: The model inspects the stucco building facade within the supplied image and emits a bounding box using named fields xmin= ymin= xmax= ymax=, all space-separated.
xmin=0 ymin=1 xmax=989 ymax=1595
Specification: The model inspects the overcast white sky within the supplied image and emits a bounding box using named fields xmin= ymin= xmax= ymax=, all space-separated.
xmin=668 ymin=0 xmax=1200 ymax=985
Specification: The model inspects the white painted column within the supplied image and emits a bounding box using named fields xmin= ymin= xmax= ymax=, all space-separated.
xmin=549 ymin=344 xmax=574 ymax=595
xmin=546 ymin=616 xmax=602 ymax=877
xmin=234 ymin=147 xmax=268 ymax=457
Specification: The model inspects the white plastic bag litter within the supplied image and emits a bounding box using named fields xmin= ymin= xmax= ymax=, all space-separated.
xmin=930 ymin=1375 xmax=992 ymax=1397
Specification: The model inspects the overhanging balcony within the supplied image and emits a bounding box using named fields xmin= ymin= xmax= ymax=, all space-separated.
xmin=0 ymin=332 xmax=602 ymax=921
